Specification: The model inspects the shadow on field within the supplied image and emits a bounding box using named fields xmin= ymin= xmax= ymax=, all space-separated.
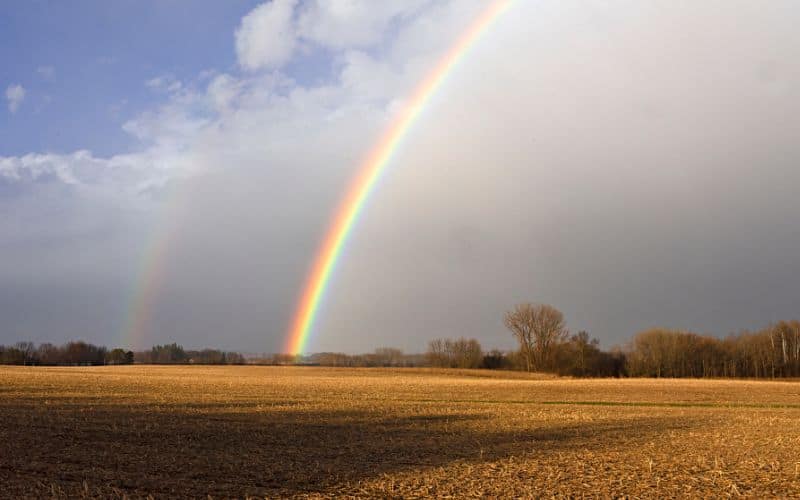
xmin=0 ymin=400 xmax=697 ymax=498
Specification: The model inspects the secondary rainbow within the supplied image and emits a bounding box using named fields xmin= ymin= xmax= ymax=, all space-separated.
xmin=121 ymin=182 xmax=189 ymax=349
xmin=285 ymin=0 xmax=513 ymax=355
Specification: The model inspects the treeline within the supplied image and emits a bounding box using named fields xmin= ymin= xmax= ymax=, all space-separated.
xmin=500 ymin=303 xmax=800 ymax=378
xmin=627 ymin=323 xmax=800 ymax=378
xmin=134 ymin=343 xmax=245 ymax=364
xmin=282 ymin=336 xmax=623 ymax=375
xmin=0 ymin=341 xmax=130 ymax=366
xmin=421 ymin=334 xmax=624 ymax=376
xmin=3 ymin=309 xmax=799 ymax=378
xmin=0 ymin=341 xmax=244 ymax=365
xmin=300 ymin=305 xmax=800 ymax=379
xmin=501 ymin=304 xmax=627 ymax=376
xmin=426 ymin=338 xmax=483 ymax=368
xmin=262 ymin=349 xmax=426 ymax=367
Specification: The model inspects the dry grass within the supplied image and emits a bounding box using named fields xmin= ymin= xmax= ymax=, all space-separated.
xmin=1 ymin=366 xmax=799 ymax=498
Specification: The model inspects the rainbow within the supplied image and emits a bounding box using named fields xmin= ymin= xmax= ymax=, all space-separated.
xmin=285 ymin=0 xmax=513 ymax=355
xmin=121 ymin=186 xmax=187 ymax=349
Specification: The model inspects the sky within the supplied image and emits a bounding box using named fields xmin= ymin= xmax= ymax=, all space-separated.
xmin=1 ymin=0 xmax=800 ymax=353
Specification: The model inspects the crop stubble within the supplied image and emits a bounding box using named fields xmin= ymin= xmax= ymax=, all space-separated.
xmin=0 ymin=366 xmax=798 ymax=498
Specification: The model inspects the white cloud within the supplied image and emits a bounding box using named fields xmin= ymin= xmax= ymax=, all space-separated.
xmin=235 ymin=0 xmax=298 ymax=71
xmin=296 ymin=0 xmax=431 ymax=48
xmin=206 ymin=74 xmax=242 ymax=114
xmin=0 ymin=149 xmax=173 ymax=200
xmin=5 ymin=84 xmax=26 ymax=113
xmin=234 ymin=0 xmax=442 ymax=72
xmin=338 ymin=50 xmax=400 ymax=101
xmin=145 ymin=75 xmax=182 ymax=93
xmin=37 ymin=65 xmax=55 ymax=80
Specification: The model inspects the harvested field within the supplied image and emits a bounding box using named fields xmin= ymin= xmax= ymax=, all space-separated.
xmin=1 ymin=366 xmax=799 ymax=498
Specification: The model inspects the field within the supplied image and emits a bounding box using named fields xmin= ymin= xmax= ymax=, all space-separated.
xmin=1 ymin=366 xmax=799 ymax=498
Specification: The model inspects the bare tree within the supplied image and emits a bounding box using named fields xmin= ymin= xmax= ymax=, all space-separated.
xmin=426 ymin=339 xmax=447 ymax=367
xmin=425 ymin=338 xmax=482 ymax=368
xmin=504 ymin=303 xmax=567 ymax=372
xmin=453 ymin=338 xmax=483 ymax=369
xmin=374 ymin=347 xmax=404 ymax=367
xmin=571 ymin=331 xmax=597 ymax=376
xmin=15 ymin=342 xmax=36 ymax=365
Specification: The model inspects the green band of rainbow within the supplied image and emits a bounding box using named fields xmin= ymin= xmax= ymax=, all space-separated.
xmin=285 ymin=0 xmax=513 ymax=355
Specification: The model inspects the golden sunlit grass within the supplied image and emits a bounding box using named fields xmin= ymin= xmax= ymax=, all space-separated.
xmin=1 ymin=366 xmax=799 ymax=498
